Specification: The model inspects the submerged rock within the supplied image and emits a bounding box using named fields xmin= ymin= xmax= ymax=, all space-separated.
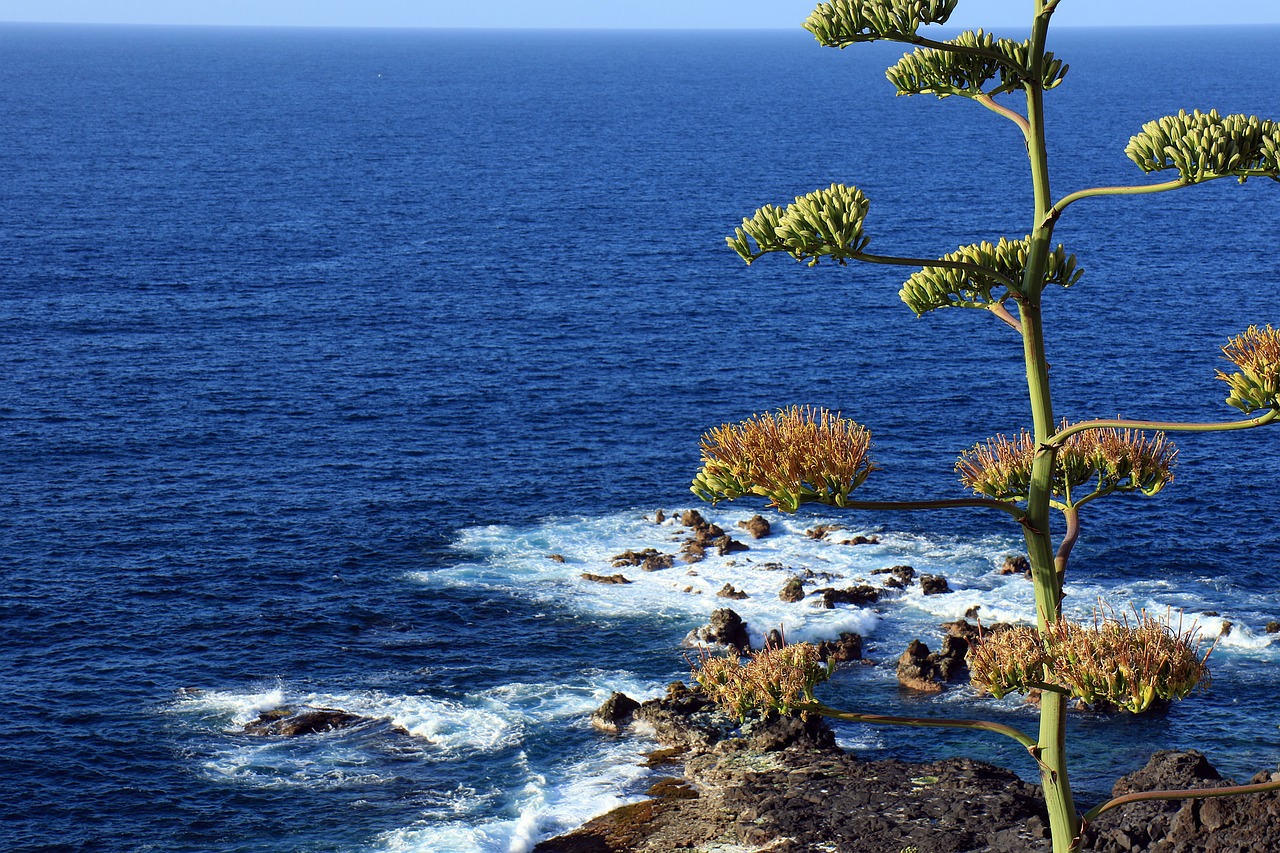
xmin=896 ymin=636 xmax=969 ymax=692
xmin=920 ymin=574 xmax=952 ymax=595
xmin=581 ymin=572 xmax=631 ymax=584
xmin=696 ymin=608 xmax=751 ymax=653
xmin=243 ymin=707 xmax=406 ymax=738
xmin=736 ymin=515 xmax=771 ymax=539
xmin=814 ymin=584 xmax=880 ymax=609
xmin=779 ymin=575 xmax=806 ymax=603
xmin=715 ymin=583 xmax=748 ymax=600
xmin=591 ymin=692 xmax=641 ymax=733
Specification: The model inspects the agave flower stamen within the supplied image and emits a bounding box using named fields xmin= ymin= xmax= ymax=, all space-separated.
xmin=956 ymin=420 xmax=1176 ymax=505
xmin=1217 ymin=324 xmax=1280 ymax=413
xmin=692 ymin=406 xmax=874 ymax=512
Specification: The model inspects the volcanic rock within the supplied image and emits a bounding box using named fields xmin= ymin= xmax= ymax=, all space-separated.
xmin=920 ymin=574 xmax=952 ymax=595
xmin=716 ymin=583 xmax=748 ymax=600
xmin=779 ymin=575 xmax=806 ymax=603
xmin=872 ymin=564 xmax=916 ymax=589
xmin=736 ymin=515 xmax=771 ymax=539
xmin=814 ymin=584 xmax=880 ymax=609
xmin=244 ymin=707 xmax=399 ymax=738
xmin=896 ymin=636 xmax=969 ymax=692
xmin=591 ymin=692 xmax=641 ymax=733
xmin=804 ymin=524 xmax=844 ymax=539
xmin=697 ymin=608 xmax=750 ymax=653
xmin=814 ymin=632 xmax=863 ymax=663
xmin=1001 ymin=554 xmax=1032 ymax=576
xmin=581 ymin=572 xmax=631 ymax=585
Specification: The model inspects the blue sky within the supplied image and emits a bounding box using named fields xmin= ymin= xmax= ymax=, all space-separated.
xmin=0 ymin=1 xmax=1276 ymax=29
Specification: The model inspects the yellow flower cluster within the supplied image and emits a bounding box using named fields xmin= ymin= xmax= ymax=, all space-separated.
xmin=956 ymin=421 xmax=1176 ymax=505
xmin=968 ymin=611 xmax=1212 ymax=714
xmin=1218 ymin=324 xmax=1280 ymax=414
xmin=692 ymin=406 xmax=874 ymax=513
xmin=693 ymin=642 xmax=832 ymax=722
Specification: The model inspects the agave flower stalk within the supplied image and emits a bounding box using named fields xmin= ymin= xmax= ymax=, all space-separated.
xmin=691 ymin=1 xmax=1280 ymax=851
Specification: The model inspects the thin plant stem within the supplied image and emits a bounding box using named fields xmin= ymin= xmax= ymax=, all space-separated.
xmin=1049 ymin=410 xmax=1279 ymax=446
xmin=798 ymin=702 xmax=1038 ymax=753
xmin=1048 ymin=178 xmax=1189 ymax=224
xmin=974 ymin=93 xmax=1031 ymax=137
xmin=1083 ymin=775 xmax=1280 ymax=825
xmin=853 ymin=251 xmax=1023 ymax=295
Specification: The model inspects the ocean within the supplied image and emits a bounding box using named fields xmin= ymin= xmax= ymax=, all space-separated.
xmin=1 ymin=20 xmax=1278 ymax=853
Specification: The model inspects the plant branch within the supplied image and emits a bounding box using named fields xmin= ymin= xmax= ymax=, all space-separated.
xmin=1047 ymin=178 xmax=1190 ymax=225
xmin=990 ymin=300 xmax=1024 ymax=333
xmin=799 ymin=701 xmax=1038 ymax=752
xmin=974 ymin=93 xmax=1031 ymax=137
xmin=904 ymin=34 xmax=1015 ymax=68
xmin=1055 ymin=505 xmax=1080 ymax=578
xmin=1049 ymin=409 xmax=1279 ymax=446
xmin=842 ymin=496 xmax=1026 ymax=521
xmin=1083 ymin=775 xmax=1280 ymax=825
xmin=854 ymin=251 xmax=1023 ymax=296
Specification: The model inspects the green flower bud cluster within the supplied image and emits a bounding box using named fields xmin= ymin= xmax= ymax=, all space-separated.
xmin=1125 ymin=110 xmax=1280 ymax=184
xmin=727 ymin=183 xmax=871 ymax=267
xmin=691 ymin=405 xmax=874 ymax=513
xmin=1217 ymin=325 xmax=1280 ymax=414
xmin=899 ymin=236 xmax=1081 ymax=316
xmin=968 ymin=612 xmax=1212 ymax=715
xmin=804 ymin=0 xmax=957 ymax=47
xmin=956 ymin=420 xmax=1176 ymax=506
xmin=693 ymin=642 xmax=832 ymax=722
xmin=887 ymin=29 xmax=1068 ymax=98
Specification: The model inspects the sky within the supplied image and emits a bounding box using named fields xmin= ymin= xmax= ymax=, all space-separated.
xmin=0 ymin=1 xmax=1277 ymax=30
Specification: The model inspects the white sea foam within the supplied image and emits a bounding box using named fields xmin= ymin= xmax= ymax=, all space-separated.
xmin=369 ymin=737 xmax=658 ymax=853
xmin=417 ymin=508 xmax=1034 ymax=649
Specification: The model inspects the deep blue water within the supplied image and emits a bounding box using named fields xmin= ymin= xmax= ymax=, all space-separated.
xmin=1 ymin=21 xmax=1278 ymax=853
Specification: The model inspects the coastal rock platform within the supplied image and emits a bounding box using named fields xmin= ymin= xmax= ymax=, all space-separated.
xmin=534 ymin=685 xmax=1280 ymax=853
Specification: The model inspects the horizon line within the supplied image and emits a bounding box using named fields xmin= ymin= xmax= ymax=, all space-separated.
xmin=3 ymin=19 xmax=1278 ymax=31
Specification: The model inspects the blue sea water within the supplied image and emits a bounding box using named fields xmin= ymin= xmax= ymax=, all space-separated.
xmin=1 ymin=20 xmax=1278 ymax=852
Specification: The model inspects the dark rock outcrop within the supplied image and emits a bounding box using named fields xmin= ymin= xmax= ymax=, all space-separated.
xmin=540 ymin=692 xmax=1280 ymax=853
xmin=244 ymin=707 xmax=404 ymax=738
xmin=872 ymin=564 xmax=916 ymax=589
xmin=779 ymin=575 xmax=806 ymax=603
xmin=536 ymin=684 xmax=1050 ymax=853
xmin=716 ymin=583 xmax=748 ymax=600
xmin=611 ymin=549 xmax=672 ymax=570
xmin=837 ymin=534 xmax=881 ymax=545
xmin=581 ymin=572 xmax=632 ymax=585
xmin=896 ymin=636 xmax=969 ymax=692
xmin=814 ymin=584 xmax=880 ymax=609
xmin=1086 ymin=750 xmax=1280 ymax=853
xmin=697 ymin=608 xmax=751 ymax=653
xmin=1001 ymin=554 xmax=1032 ymax=576
xmin=591 ymin=692 xmax=642 ymax=733
xmin=814 ymin=632 xmax=863 ymax=663
xmin=736 ymin=515 xmax=771 ymax=539
xmin=920 ymin=574 xmax=952 ymax=595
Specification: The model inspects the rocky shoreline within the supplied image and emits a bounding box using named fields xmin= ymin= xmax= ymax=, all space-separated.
xmin=533 ymin=683 xmax=1280 ymax=853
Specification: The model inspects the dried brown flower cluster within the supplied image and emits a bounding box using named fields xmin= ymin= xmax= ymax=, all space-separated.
xmin=1218 ymin=324 xmax=1280 ymax=413
xmin=691 ymin=406 xmax=874 ymax=512
xmin=956 ymin=421 xmax=1177 ymax=505
xmin=968 ymin=610 xmax=1213 ymax=714
xmin=692 ymin=641 xmax=831 ymax=722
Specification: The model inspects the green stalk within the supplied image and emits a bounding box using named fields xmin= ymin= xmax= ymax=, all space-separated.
xmin=799 ymin=702 xmax=1039 ymax=754
xmin=1022 ymin=4 xmax=1080 ymax=850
